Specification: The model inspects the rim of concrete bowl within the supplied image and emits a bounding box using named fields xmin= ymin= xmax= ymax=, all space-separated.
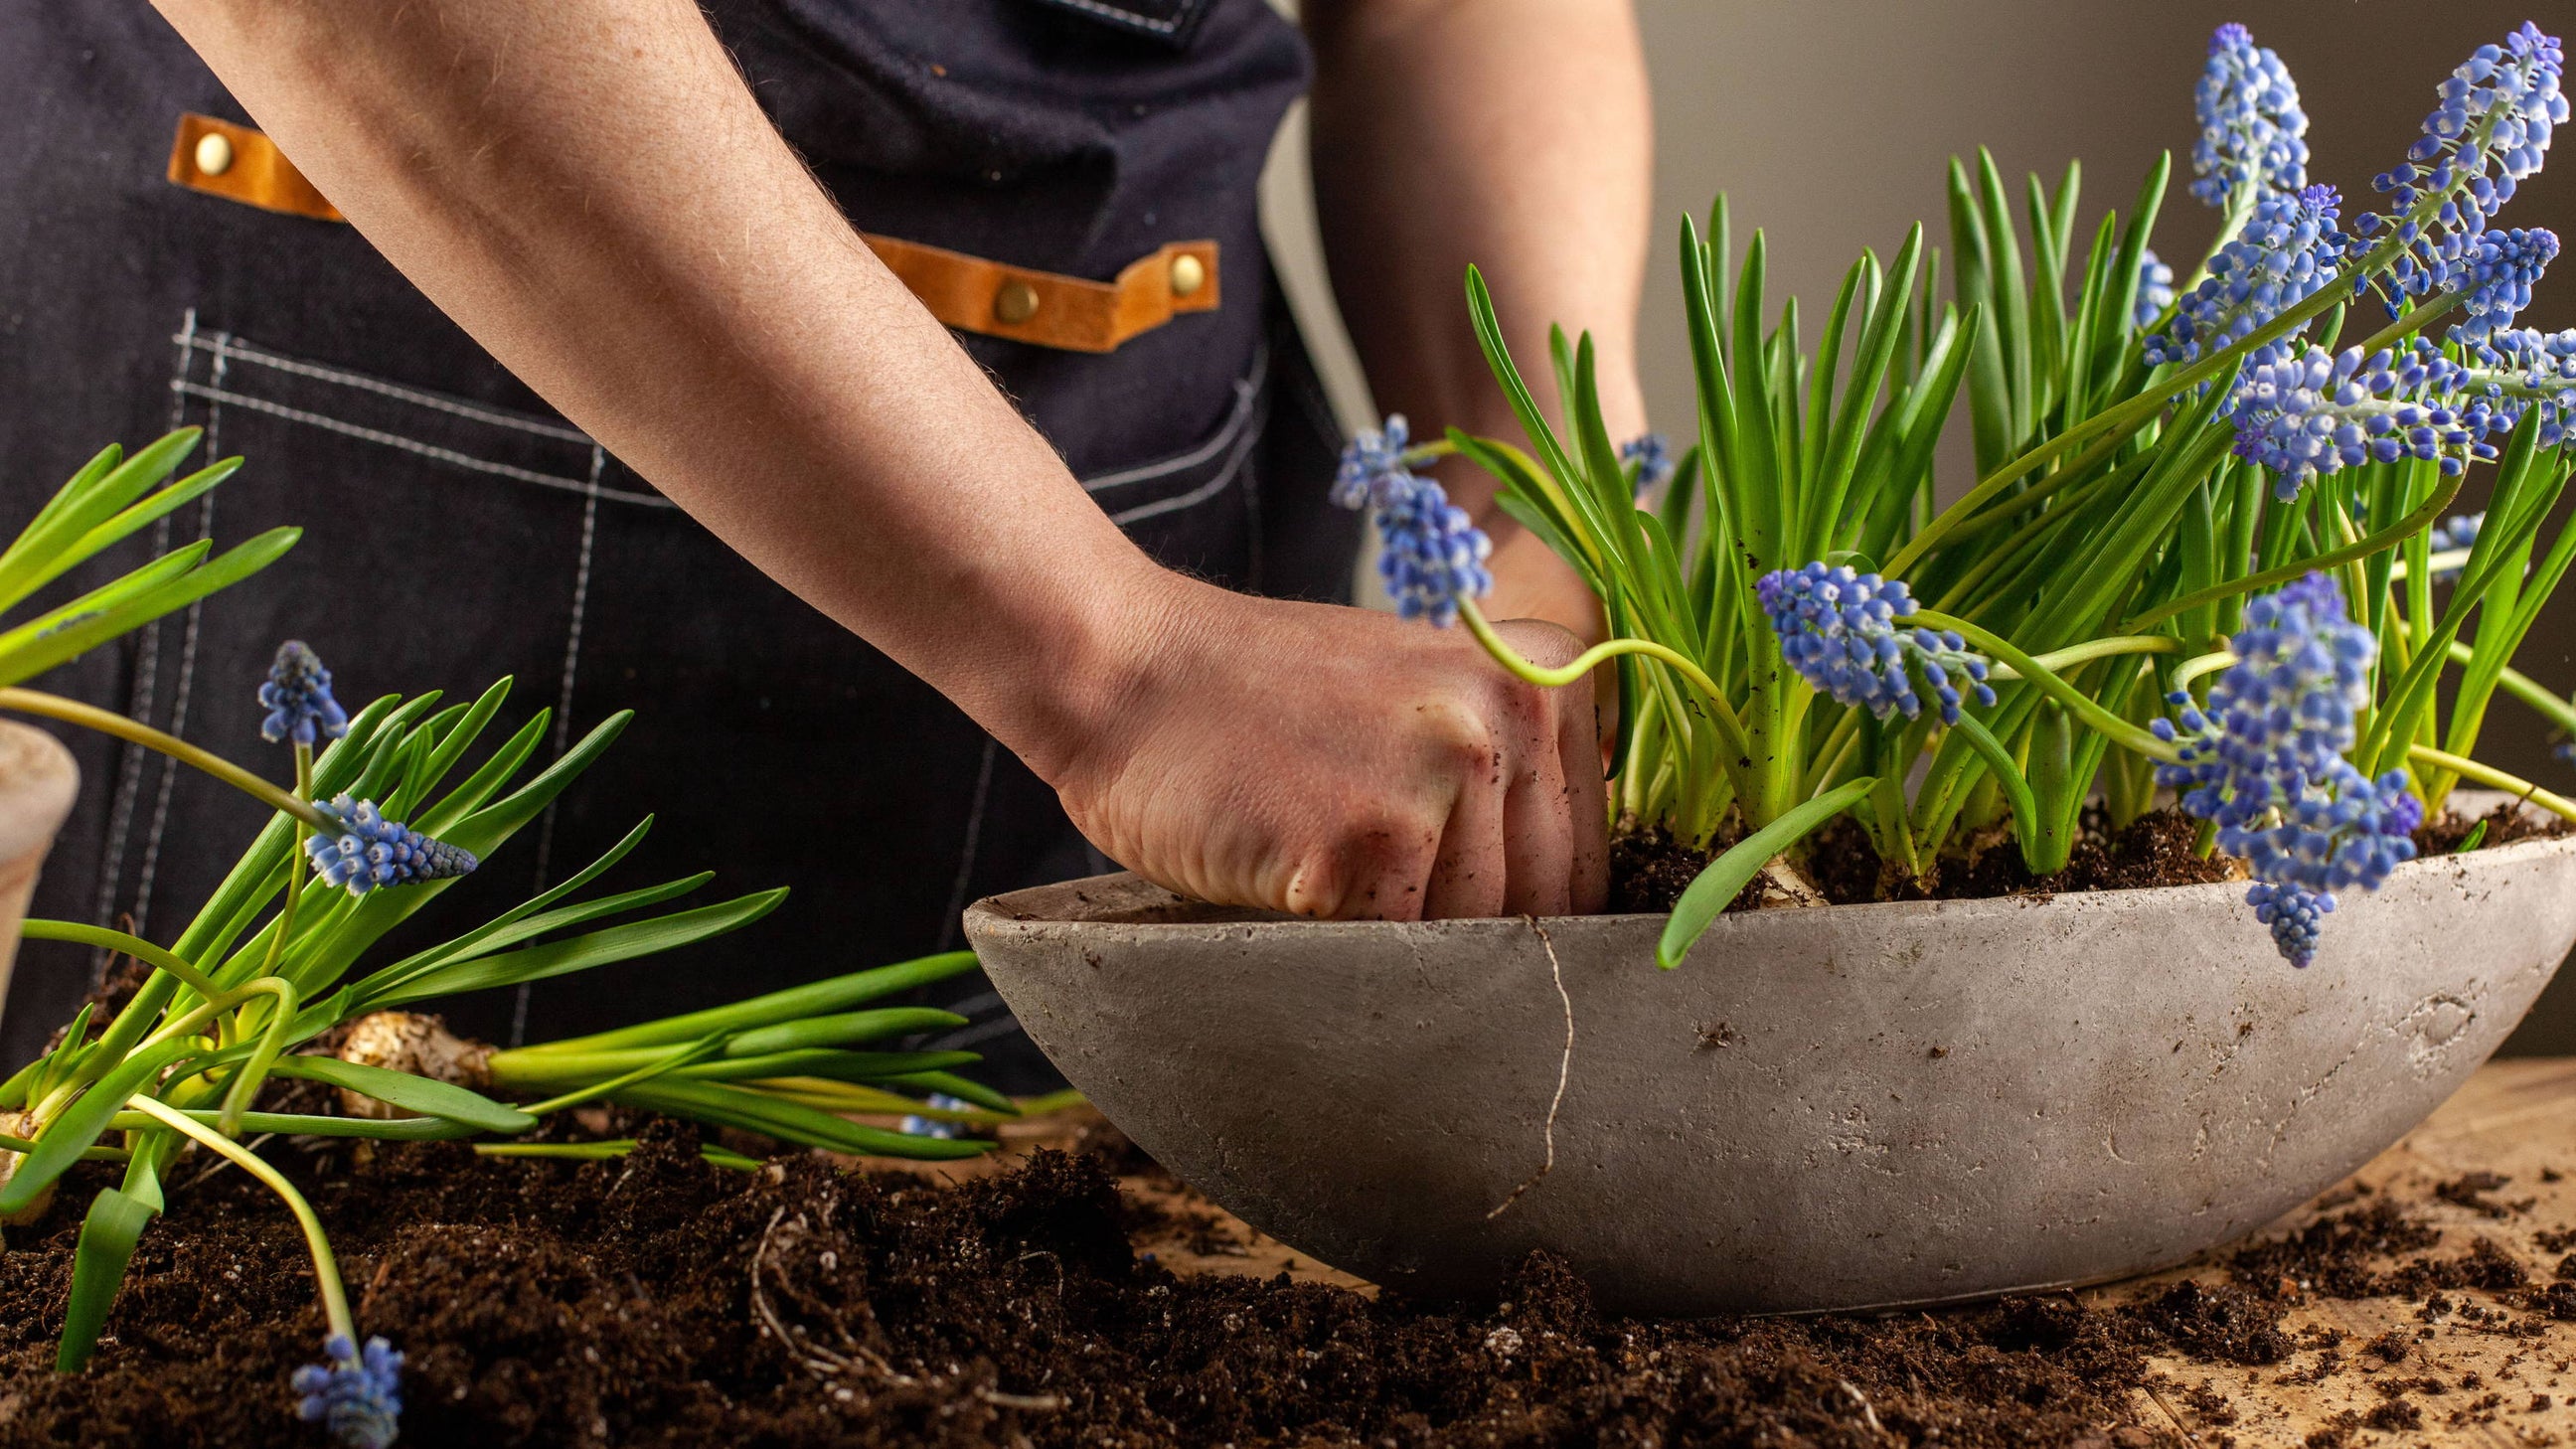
xmin=964 ymin=793 xmax=2576 ymax=1315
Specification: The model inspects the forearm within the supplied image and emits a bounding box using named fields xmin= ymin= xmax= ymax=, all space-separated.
xmin=1306 ymin=0 xmax=1653 ymax=626
xmin=148 ymin=0 xmax=1164 ymax=779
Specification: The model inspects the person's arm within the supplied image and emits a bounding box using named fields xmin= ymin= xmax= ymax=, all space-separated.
xmin=1306 ymin=0 xmax=1655 ymax=638
xmin=149 ymin=0 xmax=1607 ymax=918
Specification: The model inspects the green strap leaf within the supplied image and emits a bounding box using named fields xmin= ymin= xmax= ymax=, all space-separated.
xmin=0 ymin=1039 xmax=191 ymax=1214
xmin=723 ymin=1007 xmax=971 ymax=1057
xmin=57 ymin=1187 xmax=159 ymax=1370
xmin=516 ymin=949 xmax=984 ymax=1057
xmin=264 ymin=1055 xmax=537 ymax=1133
xmin=611 ymin=1077 xmax=989 ymax=1161
xmin=360 ymin=888 xmax=789 ymax=1008
xmin=1658 ymin=776 xmax=1878 ymax=970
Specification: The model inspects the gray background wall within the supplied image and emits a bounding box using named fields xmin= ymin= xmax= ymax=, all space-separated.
xmin=1271 ymin=1 xmax=2576 ymax=1050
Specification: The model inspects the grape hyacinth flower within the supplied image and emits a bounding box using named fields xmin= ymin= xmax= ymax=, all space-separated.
xmin=2429 ymin=510 xmax=2486 ymax=584
xmin=2151 ymin=574 xmax=2422 ymax=966
xmin=2146 ymin=185 xmax=2346 ymax=366
xmin=1756 ymin=562 xmax=1995 ymax=725
xmin=2246 ymin=882 xmax=2332 ymax=968
xmin=2452 ymin=227 xmax=2559 ymax=344
xmin=2189 ymin=23 xmax=2312 ymax=210
xmin=2459 ymin=325 xmax=2576 ymax=444
xmin=2134 ymin=249 xmax=2176 ymax=330
xmin=305 ymin=795 xmax=479 ymax=897
xmin=257 ymin=640 xmax=349 ymax=746
xmin=2358 ymin=24 xmax=2566 ymax=315
xmin=2223 ymin=342 xmax=2498 ymax=495
xmin=1619 ymin=432 xmax=1674 ymax=495
xmin=1331 ymin=413 xmax=1417 ymax=512
xmin=1334 ymin=416 xmax=1494 ymax=627
xmin=899 ymin=1091 xmax=976 ymax=1141
xmin=293 ymin=1334 xmax=402 ymax=1449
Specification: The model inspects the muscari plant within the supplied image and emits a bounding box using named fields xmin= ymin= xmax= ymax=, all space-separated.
xmin=0 ymin=435 xmax=1018 ymax=1447
xmin=1342 ymin=21 xmax=2576 ymax=971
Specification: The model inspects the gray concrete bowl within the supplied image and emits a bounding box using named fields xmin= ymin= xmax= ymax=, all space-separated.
xmin=964 ymin=798 xmax=2576 ymax=1316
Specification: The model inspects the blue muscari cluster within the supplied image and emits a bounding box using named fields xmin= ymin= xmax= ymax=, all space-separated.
xmin=1756 ymin=563 xmax=1995 ymax=725
xmin=2357 ymin=24 xmax=2566 ymax=316
xmin=2460 ymin=325 xmax=2576 ymax=444
xmin=1333 ymin=414 xmax=1493 ymax=626
xmin=257 ymin=640 xmax=349 ymax=747
xmin=2223 ymin=342 xmax=2499 ymax=495
xmin=2146 ymin=185 xmax=2346 ymax=367
xmin=2429 ymin=510 xmax=2487 ymax=584
xmin=2134 ymin=250 xmax=2176 ymax=330
xmin=2190 ymin=24 xmax=2311 ymax=210
xmin=898 ymin=1091 xmax=975 ymax=1141
xmin=1619 ymin=432 xmax=1674 ymax=495
xmin=2431 ymin=510 xmax=2487 ymax=553
xmin=305 ymin=795 xmax=478 ymax=897
xmin=2149 ymin=574 xmax=2422 ymax=966
xmin=293 ymin=1335 xmax=402 ymax=1449
xmin=2453 ymin=226 xmax=2559 ymax=342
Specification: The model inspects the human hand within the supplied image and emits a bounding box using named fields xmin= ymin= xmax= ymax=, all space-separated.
xmin=1043 ymin=575 xmax=1609 ymax=919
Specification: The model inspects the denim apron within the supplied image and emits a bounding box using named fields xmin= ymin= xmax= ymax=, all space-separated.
xmin=0 ymin=0 xmax=1356 ymax=1084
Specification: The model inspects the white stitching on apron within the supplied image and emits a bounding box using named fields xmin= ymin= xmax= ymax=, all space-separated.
xmin=510 ymin=442 xmax=608 ymax=1048
xmin=933 ymin=733 xmax=1002 ymax=955
xmin=129 ymin=333 xmax=232 ymax=939
xmin=167 ymin=382 xmax=672 ymax=509
xmin=1107 ymin=370 xmax=1265 ymax=526
xmin=1079 ymin=343 xmax=1266 ymax=492
xmin=91 ymin=311 xmax=206 ymax=971
xmin=1036 ymin=0 xmax=1180 ymax=34
xmin=175 ymin=333 xmax=594 ymax=445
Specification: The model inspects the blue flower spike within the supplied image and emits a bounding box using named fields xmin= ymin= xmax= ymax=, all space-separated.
xmin=2357 ymin=24 xmax=2567 ymax=317
xmin=1619 ymin=432 xmax=1674 ymax=495
xmin=2153 ymin=574 xmax=2423 ymax=966
xmin=258 ymin=640 xmax=349 ymax=747
xmin=2190 ymin=24 xmax=2312 ymax=210
xmin=293 ymin=1334 xmax=402 ymax=1449
xmin=2223 ymin=342 xmax=2500 ymax=496
xmin=1332 ymin=415 xmax=1494 ymax=627
xmin=899 ymin=1091 xmax=976 ymax=1141
xmin=2148 ymin=185 xmax=2347 ymax=367
xmin=304 ymin=795 xmax=479 ymax=897
xmin=2134 ymin=249 xmax=2176 ymax=330
xmin=1757 ymin=563 xmax=1995 ymax=725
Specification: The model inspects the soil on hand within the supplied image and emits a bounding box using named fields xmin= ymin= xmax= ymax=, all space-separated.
xmin=4 ymin=1121 xmax=2571 ymax=1449
xmin=1611 ymin=801 xmax=2561 ymax=915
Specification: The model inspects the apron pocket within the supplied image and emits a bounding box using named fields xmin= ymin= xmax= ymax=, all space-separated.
xmin=1080 ymin=339 xmax=1265 ymax=581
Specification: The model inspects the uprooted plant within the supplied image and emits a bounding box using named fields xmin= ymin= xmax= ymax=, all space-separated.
xmin=0 ymin=436 xmax=1015 ymax=1447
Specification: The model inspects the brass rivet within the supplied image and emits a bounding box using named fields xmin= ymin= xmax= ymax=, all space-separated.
xmin=193 ymin=131 xmax=235 ymax=178
xmin=994 ymin=280 xmax=1041 ymax=324
xmin=1170 ymin=252 xmax=1207 ymax=298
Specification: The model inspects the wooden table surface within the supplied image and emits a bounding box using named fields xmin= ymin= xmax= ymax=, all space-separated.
xmin=2090 ymin=1057 xmax=2576 ymax=1445
xmin=904 ymin=1058 xmax=2576 ymax=1445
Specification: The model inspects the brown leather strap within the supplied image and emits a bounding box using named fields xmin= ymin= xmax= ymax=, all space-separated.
xmin=858 ymin=233 xmax=1218 ymax=354
xmin=163 ymin=113 xmax=1217 ymax=354
xmin=167 ymin=113 xmax=344 ymax=223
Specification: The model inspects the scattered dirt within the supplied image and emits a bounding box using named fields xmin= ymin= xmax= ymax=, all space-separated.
xmin=12 ymin=1128 xmax=2576 ymax=1448
xmin=2415 ymin=797 xmax=2572 ymax=855
xmin=1611 ymin=801 xmax=2557 ymax=915
xmin=0 ymin=1125 xmax=2181 ymax=1449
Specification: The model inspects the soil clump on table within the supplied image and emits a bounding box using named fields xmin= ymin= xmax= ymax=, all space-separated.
xmin=1609 ymin=804 xmax=2561 ymax=915
xmin=4 ymin=1121 xmax=2572 ymax=1448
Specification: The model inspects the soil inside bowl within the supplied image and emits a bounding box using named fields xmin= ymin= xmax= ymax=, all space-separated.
xmin=3 ymin=1117 xmax=2571 ymax=1449
xmin=1608 ymin=800 xmax=2566 ymax=914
